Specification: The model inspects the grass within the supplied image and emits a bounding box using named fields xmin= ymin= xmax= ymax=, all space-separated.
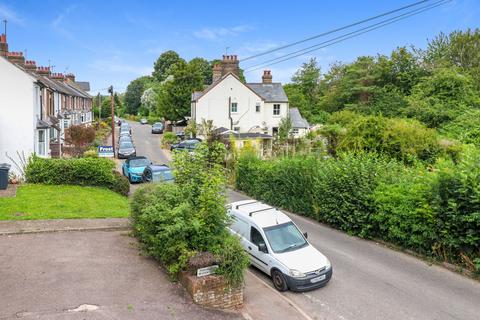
xmin=0 ymin=184 xmax=130 ymax=220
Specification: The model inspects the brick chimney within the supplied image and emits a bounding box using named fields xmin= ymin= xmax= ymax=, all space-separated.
xmin=50 ymin=72 xmax=65 ymax=80
xmin=7 ymin=51 xmax=25 ymax=65
xmin=0 ymin=33 xmax=7 ymax=57
xmin=211 ymin=54 xmax=239 ymax=83
xmin=36 ymin=66 xmax=51 ymax=76
xmin=65 ymin=73 xmax=75 ymax=82
xmin=24 ymin=60 xmax=37 ymax=71
xmin=262 ymin=70 xmax=272 ymax=84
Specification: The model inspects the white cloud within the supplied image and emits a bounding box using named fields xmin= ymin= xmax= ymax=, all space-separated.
xmin=193 ymin=24 xmax=253 ymax=40
xmin=50 ymin=5 xmax=78 ymax=39
xmin=0 ymin=4 xmax=25 ymax=26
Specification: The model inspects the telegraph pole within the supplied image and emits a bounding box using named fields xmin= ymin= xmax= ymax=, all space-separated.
xmin=108 ymin=86 xmax=115 ymax=155
xmin=97 ymin=93 xmax=101 ymax=121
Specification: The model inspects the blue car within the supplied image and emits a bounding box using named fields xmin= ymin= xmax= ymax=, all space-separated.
xmin=142 ymin=164 xmax=174 ymax=183
xmin=122 ymin=156 xmax=152 ymax=183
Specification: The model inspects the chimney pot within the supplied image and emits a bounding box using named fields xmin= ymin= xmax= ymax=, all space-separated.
xmin=262 ymin=70 xmax=273 ymax=84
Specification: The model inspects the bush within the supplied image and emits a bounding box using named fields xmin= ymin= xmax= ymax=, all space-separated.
xmin=83 ymin=149 xmax=98 ymax=158
xmin=236 ymin=150 xmax=480 ymax=272
xmin=162 ymin=132 xmax=179 ymax=148
xmin=131 ymin=142 xmax=249 ymax=286
xmin=109 ymin=171 xmax=130 ymax=196
xmin=25 ymin=156 xmax=128 ymax=196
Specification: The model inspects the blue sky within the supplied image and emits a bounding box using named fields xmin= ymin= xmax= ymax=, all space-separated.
xmin=0 ymin=0 xmax=478 ymax=94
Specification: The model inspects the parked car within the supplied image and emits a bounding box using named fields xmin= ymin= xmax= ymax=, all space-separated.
xmin=175 ymin=131 xmax=185 ymax=140
xmin=170 ymin=139 xmax=200 ymax=152
xmin=118 ymin=135 xmax=132 ymax=145
xmin=142 ymin=164 xmax=174 ymax=183
xmin=117 ymin=140 xmax=136 ymax=159
xmin=119 ymin=125 xmax=131 ymax=135
xmin=151 ymin=122 xmax=164 ymax=134
xmin=140 ymin=118 xmax=148 ymax=125
xmin=119 ymin=131 xmax=131 ymax=139
xmin=122 ymin=156 xmax=152 ymax=183
xmin=228 ymin=200 xmax=332 ymax=292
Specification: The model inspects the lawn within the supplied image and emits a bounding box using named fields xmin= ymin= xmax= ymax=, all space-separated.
xmin=0 ymin=184 xmax=130 ymax=220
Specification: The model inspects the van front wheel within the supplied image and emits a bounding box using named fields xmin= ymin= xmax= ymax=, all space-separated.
xmin=272 ymin=270 xmax=288 ymax=292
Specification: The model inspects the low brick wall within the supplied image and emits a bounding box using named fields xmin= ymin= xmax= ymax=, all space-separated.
xmin=179 ymin=271 xmax=243 ymax=309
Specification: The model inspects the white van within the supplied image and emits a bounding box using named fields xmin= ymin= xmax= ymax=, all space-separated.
xmin=227 ymin=200 xmax=332 ymax=292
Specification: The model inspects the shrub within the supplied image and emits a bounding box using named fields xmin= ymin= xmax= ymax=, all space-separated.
xmin=214 ymin=235 xmax=250 ymax=288
xmin=162 ymin=132 xmax=179 ymax=148
xmin=25 ymin=156 xmax=127 ymax=196
xmin=109 ymin=171 xmax=130 ymax=196
xmin=65 ymin=125 xmax=96 ymax=156
xmin=83 ymin=149 xmax=98 ymax=158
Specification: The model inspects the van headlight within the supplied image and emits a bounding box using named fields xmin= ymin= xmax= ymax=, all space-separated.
xmin=289 ymin=269 xmax=305 ymax=278
xmin=325 ymin=260 xmax=332 ymax=270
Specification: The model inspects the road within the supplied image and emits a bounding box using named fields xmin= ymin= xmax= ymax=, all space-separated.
xmin=128 ymin=120 xmax=480 ymax=320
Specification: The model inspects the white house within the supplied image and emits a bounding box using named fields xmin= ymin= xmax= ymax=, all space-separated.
xmin=191 ymin=55 xmax=289 ymax=137
xmin=0 ymin=32 xmax=93 ymax=175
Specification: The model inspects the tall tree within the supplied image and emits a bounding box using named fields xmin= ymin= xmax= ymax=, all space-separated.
xmin=153 ymin=50 xmax=185 ymax=82
xmin=124 ymin=76 xmax=152 ymax=115
xmin=157 ymin=61 xmax=204 ymax=121
xmin=189 ymin=57 xmax=212 ymax=85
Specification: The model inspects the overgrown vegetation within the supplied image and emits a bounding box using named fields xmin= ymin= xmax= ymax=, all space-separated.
xmin=131 ymin=142 xmax=249 ymax=287
xmin=236 ymin=148 xmax=480 ymax=274
xmin=25 ymin=157 xmax=129 ymax=196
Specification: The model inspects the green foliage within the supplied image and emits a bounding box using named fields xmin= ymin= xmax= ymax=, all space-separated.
xmin=278 ymin=113 xmax=293 ymax=141
xmin=131 ymin=142 xmax=248 ymax=286
xmin=404 ymin=68 xmax=480 ymax=128
xmin=152 ymin=50 xmax=185 ymax=82
xmin=236 ymin=150 xmax=480 ymax=272
xmin=124 ymin=76 xmax=153 ymax=115
xmin=440 ymin=109 xmax=480 ymax=147
xmin=25 ymin=157 xmax=128 ymax=196
xmin=161 ymin=132 xmax=179 ymax=148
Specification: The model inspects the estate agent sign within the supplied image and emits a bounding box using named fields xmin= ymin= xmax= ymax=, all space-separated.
xmin=98 ymin=146 xmax=114 ymax=158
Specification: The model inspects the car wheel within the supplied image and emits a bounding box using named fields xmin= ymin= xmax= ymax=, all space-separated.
xmin=271 ymin=270 xmax=288 ymax=292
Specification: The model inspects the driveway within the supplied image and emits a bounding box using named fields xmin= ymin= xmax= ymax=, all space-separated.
xmin=0 ymin=230 xmax=242 ymax=320
xmin=128 ymin=120 xmax=480 ymax=320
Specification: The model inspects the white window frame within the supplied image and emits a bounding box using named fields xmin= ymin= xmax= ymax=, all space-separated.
xmin=256 ymin=103 xmax=261 ymax=112
xmin=37 ymin=130 xmax=47 ymax=157
xmin=231 ymin=102 xmax=238 ymax=113
xmin=273 ymin=104 xmax=281 ymax=116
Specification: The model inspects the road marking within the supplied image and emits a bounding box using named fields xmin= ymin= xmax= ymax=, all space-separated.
xmin=247 ymin=270 xmax=314 ymax=320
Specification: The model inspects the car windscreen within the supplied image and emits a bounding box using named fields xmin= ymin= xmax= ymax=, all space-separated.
xmin=119 ymin=142 xmax=133 ymax=149
xmin=152 ymin=169 xmax=173 ymax=181
xmin=129 ymin=158 xmax=150 ymax=167
xmin=263 ymin=222 xmax=307 ymax=253
xmin=153 ymin=123 xmax=163 ymax=128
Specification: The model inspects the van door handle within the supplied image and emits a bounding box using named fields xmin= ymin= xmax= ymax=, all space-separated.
xmin=248 ymin=246 xmax=252 ymax=250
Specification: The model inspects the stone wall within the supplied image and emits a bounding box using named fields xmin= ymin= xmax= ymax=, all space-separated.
xmin=179 ymin=271 xmax=243 ymax=309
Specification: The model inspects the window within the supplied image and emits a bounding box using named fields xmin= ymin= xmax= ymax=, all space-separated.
xmin=231 ymin=102 xmax=238 ymax=113
xmin=263 ymin=222 xmax=307 ymax=253
xmin=273 ymin=104 xmax=281 ymax=116
xmin=256 ymin=103 xmax=261 ymax=112
xmin=37 ymin=130 xmax=46 ymax=156
xmin=250 ymin=227 xmax=266 ymax=246
xmin=234 ymin=126 xmax=240 ymax=132
xmin=292 ymin=128 xmax=299 ymax=135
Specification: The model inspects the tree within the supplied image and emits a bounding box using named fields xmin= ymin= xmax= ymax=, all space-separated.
xmin=98 ymin=93 xmax=123 ymax=118
xmin=124 ymin=76 xmax=152 ymax=115
xmin=157 ymin=61 xmax=204 ymax=121
xmin=141 ymin=87 xmax=158 ymax=114
xmin=65 ymin=125 xmax=96 ymax=156
xmin=189 ymin=57 xmax=212 ymax=85
xmin=152 ymin=50 xmax=185 ymax=82
xmin=278 ymin=114 xmax=293 ymax=142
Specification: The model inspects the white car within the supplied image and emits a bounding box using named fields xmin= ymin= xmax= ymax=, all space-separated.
xmin=227 ymin=200 xmax=332 ymax=292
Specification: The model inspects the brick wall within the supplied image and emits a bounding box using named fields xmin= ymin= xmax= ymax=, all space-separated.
xmin=179 ymin=271 xmax=243 ymax=309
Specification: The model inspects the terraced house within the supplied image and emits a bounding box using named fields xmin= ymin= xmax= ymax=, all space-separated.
xmin=0 ymin=32 xmax=93 ymax=174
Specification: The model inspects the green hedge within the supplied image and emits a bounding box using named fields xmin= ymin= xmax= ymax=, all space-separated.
xmin=25 ymin=157 xmax=129 ymax=196
xmin=236 ymin=151 xmax=480 ymax=272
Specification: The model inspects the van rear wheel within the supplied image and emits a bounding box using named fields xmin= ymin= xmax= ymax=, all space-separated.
xmin=272 ymin=270 xmax=288 ymax=292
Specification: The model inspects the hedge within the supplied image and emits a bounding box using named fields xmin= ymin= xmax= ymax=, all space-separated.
xmin=25 ymin=157 xmax=129 ymax=196
xmin=236 ymin=151 xmax=480 ymax=273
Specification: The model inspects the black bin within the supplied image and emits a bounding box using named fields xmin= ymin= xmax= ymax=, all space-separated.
xmin=0 ymin=163 xmax=11 ymax=190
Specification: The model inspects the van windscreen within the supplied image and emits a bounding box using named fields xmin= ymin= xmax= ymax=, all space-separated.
xmin=263 ymin=222 xmax=307 ymax=253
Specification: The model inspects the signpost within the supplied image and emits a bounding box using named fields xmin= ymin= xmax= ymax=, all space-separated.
xmin=98 ymin=146 xmax=114 ymax=158
xmin=196 ymin=265 xmax=219 ymax=277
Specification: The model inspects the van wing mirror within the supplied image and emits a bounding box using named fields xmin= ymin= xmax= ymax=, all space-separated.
xmin=303 ymin=232 xmax=308 ymax=239
xmin=258 ymin=243 xmax=268 ymax=253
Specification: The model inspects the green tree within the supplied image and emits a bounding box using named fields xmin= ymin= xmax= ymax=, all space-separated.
xmin=152 ymin=50 xmax=185 ymax=82
xmin=157 ymin=61 xmax=203 ymax=121
xmin=189 ymin=57 xmax=212 ymax=85
xmin=124 ymin=76 xmax=152 ymax=115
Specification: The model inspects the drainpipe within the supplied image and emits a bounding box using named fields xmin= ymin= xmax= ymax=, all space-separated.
xmin=228 ymin=96 xmax=233 ymax=130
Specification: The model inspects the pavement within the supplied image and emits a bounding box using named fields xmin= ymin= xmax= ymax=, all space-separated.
xmin=126 ymin=120 xmax=480 ymax=320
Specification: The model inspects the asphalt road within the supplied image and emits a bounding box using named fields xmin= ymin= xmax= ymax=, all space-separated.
xmin=129 ymin=120 xmax=480 ymax=320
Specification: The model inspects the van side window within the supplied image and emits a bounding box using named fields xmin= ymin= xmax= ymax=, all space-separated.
xmin=250 ymin=227 xmax=266 ymax=246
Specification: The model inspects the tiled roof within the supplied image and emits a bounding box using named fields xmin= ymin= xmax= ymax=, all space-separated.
xmin=75 ymin=81 xmax=90 ymax=92
xmin=289 ymin=107 xmax=309 ymax=128
xmin=246 ymin=83 xmax=288 ymax=102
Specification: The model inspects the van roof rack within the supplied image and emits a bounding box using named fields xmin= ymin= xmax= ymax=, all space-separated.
xmin=236 ymin=200 xmax=258 ymax=209
xmin=249 ymin=206 xmax=275 ymax=217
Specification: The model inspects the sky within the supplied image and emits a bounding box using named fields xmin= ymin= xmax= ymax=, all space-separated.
xmin=0 ymin=0 xmax=478 ymax=94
